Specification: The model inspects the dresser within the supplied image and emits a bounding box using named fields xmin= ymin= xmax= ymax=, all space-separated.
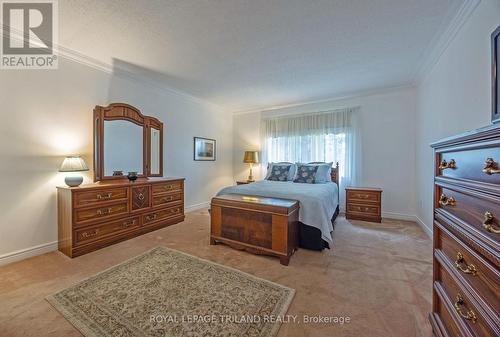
xmin=57 ymin=178 xmax=185 ymax=257
xmin=345 ymin=187 xmax=382 ymax=223
xmin=429 ymin=126 xmax=500 ymax=337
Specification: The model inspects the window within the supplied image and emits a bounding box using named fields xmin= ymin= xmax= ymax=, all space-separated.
xmin=261 ymin=107 xmax=360 ymax=196
xmin=265 ymin=133 xmax=346 ymax=178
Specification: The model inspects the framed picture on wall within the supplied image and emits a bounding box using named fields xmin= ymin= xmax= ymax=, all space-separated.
xmin=194 ymin=137 xmax=216 ymax=161
xmin=493 ymin=25 xmax=500 ymax=123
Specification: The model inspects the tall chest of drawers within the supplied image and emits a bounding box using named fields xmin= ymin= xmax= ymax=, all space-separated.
xmin=430 ymin=126 xmax=500 ymax=337
xmin=57 ymin=178 xmax=185 ymax=257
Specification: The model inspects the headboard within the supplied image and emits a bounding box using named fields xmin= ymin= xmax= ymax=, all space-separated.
xmin=331 ymin=162 xmax=340 ymax=187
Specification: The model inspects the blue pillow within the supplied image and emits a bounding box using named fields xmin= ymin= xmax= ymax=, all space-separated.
xmin=266 ymin=164 xmax=292 ymax=182
xmin=266 ymin=162 xmax=296 ymax=181
xmin=293 ymin=165 xmax=319 ymax=183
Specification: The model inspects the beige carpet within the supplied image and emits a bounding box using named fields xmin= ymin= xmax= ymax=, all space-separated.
xmin=47 ymin=247 xmax=295 ymax=337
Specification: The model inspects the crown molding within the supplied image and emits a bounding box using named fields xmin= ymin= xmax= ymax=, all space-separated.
xmin=57 ymin=46 xmax=225 ymax=112
xmin=2 ymin=24 xmax=225 ymax=111
xmin=412 ymin=0 xmax=481 ymax=83
xmin=232 ymin=83 xmax=415 ymax=115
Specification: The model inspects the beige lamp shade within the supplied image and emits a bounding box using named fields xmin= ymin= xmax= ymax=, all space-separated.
xmin=243 ymin=151 xmax=259 ymax=164
xmin=59 ymin=156 xmax=89 ymax=172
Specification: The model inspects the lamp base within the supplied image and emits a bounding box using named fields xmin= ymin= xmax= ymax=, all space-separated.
xmin=65 ymin=175 xmax=83 ymax=187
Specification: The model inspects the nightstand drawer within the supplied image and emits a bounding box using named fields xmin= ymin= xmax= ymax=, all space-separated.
xmin=347 ymin=203 xmax=380 ymax=215
xmin=346 ymin=190 xmax=381 ymax=203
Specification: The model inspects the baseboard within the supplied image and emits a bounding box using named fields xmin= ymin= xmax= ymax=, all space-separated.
xmin=382 ymin=212 xmax=433 ymax=239
xmin=185 ymin=201 xmax=210 ymax=213
xmin=0 ymin=241 xmax=58 ymax=267
xmin=415 ymin=215 xmax=433 ymax=239
xmin=382 ymin=211 xmax=417 ymax=222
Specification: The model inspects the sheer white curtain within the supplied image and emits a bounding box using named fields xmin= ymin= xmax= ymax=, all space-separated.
xmin=261 ymin=107 xmax=360 ymax=198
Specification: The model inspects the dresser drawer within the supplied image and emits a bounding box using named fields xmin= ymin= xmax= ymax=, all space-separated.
xmin=152 ymin=192 xmax=183 ymax=208
xmin=436 ymin=222 xmax=500 ymax=314
xmin=437 ymin=185 xmax=500 ymax=246
xmin=438 ymin=148 xmax=500 ymax=185
xmin=346 ymin=190 xmax=381 ymax=203
xmin=73 ymin=187 xmax=128 ymax=208
xmin=432 ymin=287 xmax=466 ymax=337
xmin=74 ymin=216 xmax=140 ymax=246
xmin=347 ymin=203 xmax=380 ymax=216
xmin=131 ymin=185 xmax=151 ymax=211
xmin=142 ymin=205 xmax=184 ymax=225
xmin=436 ymin=255 xmax=499 ymax=337
xmin=74 ymin=202 xmax=129 ymax=225
xmin=152 ymin=181 xmax=183 ymax=195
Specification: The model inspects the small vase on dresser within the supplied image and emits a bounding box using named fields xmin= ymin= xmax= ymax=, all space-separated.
xmin=429 ymin=125 xmax=500 ymax=337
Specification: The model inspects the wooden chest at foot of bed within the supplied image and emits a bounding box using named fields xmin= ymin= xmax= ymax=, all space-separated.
xmin=210 ymin=194 xmax=299 ymax=265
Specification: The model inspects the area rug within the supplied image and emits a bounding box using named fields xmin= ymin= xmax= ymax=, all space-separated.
xmin=47 ymin=246 xmax=295 ymax=337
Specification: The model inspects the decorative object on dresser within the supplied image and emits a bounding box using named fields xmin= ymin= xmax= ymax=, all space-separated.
xmin=210 ymin=194 xmax=299 ymax=265
xmin=57 ymin=103 xmax=185 ymax=258
xmin=194 ymin=137 xmax=216 ymax=161
xmin=243 ymin=150 xmax=259 ymax=182
xmin=429 ymin=125 xmax=500 ymax=337
xmin=493 ymin=25 xmax=500 ymax=123
xmin=345 ymin=187 xmax=382 ymax=223
xmin=59 ymin=156 xmax=89 ymax=187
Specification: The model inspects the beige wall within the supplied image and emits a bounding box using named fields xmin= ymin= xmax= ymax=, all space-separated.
xmin=415 ymin=0 xmax=500 ymax=233
xmin=0 ymin=57 xmax=233 ymax=262
xmin=233 ymin=87 xmax=417 ymax=219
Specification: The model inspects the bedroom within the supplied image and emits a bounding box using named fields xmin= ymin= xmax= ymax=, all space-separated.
xmin=0 ymin=0 xmax=499 ymax=337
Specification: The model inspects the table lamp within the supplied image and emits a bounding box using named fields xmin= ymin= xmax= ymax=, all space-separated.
xmin=243 ymin=151 xmax=259 ymax=182
xmin=59 ymin=156 xmax=89 ymax=187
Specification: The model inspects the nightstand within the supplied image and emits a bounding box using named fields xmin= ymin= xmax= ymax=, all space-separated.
xmin=345 ymin=187 xmax=382 ymax=223
xmin=236 ymin=181 xmax=253 ymax=185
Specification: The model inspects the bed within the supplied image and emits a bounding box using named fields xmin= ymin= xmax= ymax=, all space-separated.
xmin=216 ymin=163 xmax=340 ymax=250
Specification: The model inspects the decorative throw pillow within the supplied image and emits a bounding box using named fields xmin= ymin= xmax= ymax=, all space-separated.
xmin=265 ymin=162 xmax=296 ymax=181
xmin=293 ymin=164 xmax=319 ymax=183
xmin=266 ymin=164 xmax=292 ymax=182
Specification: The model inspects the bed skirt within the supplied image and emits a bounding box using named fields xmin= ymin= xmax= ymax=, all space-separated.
xmin=299 ymin=205 xmax=339 ymax=251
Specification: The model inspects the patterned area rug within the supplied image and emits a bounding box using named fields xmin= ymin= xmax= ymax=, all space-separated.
xmin=47 ymin=247 xmax=295 ymax=337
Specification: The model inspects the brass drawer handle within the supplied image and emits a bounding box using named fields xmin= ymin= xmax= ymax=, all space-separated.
xmin=455 ymin=252 xmax=478 ymax=275
xmin=439 ymin=159 xmax=457 ymax=170
xmin=161 ymin=196 xmax=174 ymax=203
xmin=146 ymin=214 xmax=157 ymax=221
xmin=483 ymin=212 xmax=500 ymax=234
xmin=163 ymin=185 xmax=173 ymax=190
xmin=483 ymin=158 xmax=500 ymax=175
xmin=121 ymin=220 xmax=136 ymax=228
xmin=97 ymin=193 xmax=112 ymax=200
xmin=82 ymin=230 xmax=98 ymax=238
xmin=170 ymin=208 xmax=180 ymax=214
xmin=97 ymin=208 xmax=112 ymax=216
xmin=454 ymin=294 xmax=477 ymax=323
xmin=439 ymin=194 xmax=456 ymax=207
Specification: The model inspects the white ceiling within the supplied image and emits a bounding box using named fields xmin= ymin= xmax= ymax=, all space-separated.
xmin=59 ymin=0 xmax=462 ymax=112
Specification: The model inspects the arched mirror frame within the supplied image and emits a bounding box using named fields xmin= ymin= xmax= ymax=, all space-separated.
xmin=93 ymin=103 xmax=163 ymax=182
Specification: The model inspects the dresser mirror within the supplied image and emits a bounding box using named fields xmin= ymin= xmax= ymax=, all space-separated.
xmin=94 ymin=103 xmax=163 ymax=181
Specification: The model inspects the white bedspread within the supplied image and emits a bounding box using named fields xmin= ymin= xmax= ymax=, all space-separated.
xmin=216 ymin=180 xmax=338 ymax=245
